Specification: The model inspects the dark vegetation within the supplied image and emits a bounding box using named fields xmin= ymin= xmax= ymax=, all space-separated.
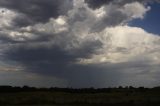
xmin=0 ymin=86 xmax=160 ymax=106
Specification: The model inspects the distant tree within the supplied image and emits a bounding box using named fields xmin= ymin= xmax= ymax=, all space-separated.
xmin=129 ymin=86 xmax=134 ymax=89
xmin=118 ymin=86 xmax=123 ymax=89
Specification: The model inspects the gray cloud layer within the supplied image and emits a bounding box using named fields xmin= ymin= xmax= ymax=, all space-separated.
xmin=0 ymin=0 xmax=160 ymax=87
xmin=0 ymin=0 xmax=73 ymax=26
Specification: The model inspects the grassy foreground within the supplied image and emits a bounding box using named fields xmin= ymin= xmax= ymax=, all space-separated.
xmin=0 ymin=86 xmax=160 ymax=105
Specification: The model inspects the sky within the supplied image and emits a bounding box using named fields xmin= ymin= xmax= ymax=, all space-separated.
xmin=130 ymin=2 xmax=160 ymax=35
xmin=0 ymin=0 xmax=160 ymax=88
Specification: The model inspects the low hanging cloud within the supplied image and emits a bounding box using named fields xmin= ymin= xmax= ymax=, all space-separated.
xmin=0 ymin=0 xmax=160 ymax=87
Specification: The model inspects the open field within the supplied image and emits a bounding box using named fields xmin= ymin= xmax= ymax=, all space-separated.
xmin=0 ymin=86 xmax=160 ymax=105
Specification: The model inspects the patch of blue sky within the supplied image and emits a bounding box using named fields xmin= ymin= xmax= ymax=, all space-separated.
xmin=129 ymin=2 xmax=160 ymax=35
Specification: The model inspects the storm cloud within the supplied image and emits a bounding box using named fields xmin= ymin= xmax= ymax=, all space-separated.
xmin=0 ymin=0 xmax=73 ymax=26
xmin=0 ymin=0 xmax=160 ymax=87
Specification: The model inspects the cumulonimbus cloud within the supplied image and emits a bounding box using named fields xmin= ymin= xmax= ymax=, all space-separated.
xmin=0 ymin=0 xmax=160 ymax=87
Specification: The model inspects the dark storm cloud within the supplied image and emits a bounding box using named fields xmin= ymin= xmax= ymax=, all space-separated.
xmin=4 ymin=38 xmax=123 ymax=88
xmin=5 ymin=45 xmax=75 ymax=76
xmin=4 ymin=38 xmax=102 ymax=76
xmin=0 ymin=0 xmax=73 ymax=26
xmin=0 ymin=32 xmax=13 ymax=43
xmin=1 ymin=0 xmax=159 ymax=88
xmin=4 ymin=39 xmax=155 ymax=88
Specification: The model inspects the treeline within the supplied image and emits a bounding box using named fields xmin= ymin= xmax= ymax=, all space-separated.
xmin=0 ymin=85 xmax=160 ymax=93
